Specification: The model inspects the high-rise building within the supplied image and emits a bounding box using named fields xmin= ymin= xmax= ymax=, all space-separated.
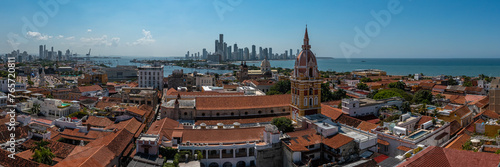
xmin=39 ymin=45 xmax=44 ymax=60
xmin=259 ymin=47 xmax=263 ymax=60
xmin=223 ymin=42 xmax=227 ymax=61
xmin=290 ymin=49 xmax=293 ymax=59
xmin=202 ymin=48 xmax=207 ymax=59
xmin=268 ymin=48 xmax=272 ymax=60
xmin=244 ymin=47 xmax=249 ymax=60
xmin=138 ymin=66 xmax=164 ymax=90
xmin=285 ymin=50 xmax=288 ymax=59
xmin=215 ymin=40 xmax=219 ymax=53
xmin=290 ymin=27 xmax=322 ymax=121
xmin=251 ymin=45 xmax=256 ymax=60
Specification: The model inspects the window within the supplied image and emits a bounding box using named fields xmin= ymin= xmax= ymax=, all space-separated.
xmin=231 ymin=112 xmax=234 ymax=116
xmin=216 ymin=113 xmax=220 ymax=116
xmin=202 ymin=113 xmax=205 ymax=116
xmin=245 ymin=112 xmax=248 ymax=115
xmin=304 ymin=98 xmax=307 ymax=106
xmin=258 ymin=111 xmax=262 ymax=114
xmin=270 ymin=110 xmax=274 ymax=113
xmin=309 ymin=88 xmax=313 ymax=95
xmin=310 ymin=98 xmax=313 ymax=106
xmin=309 ymin=68 xmax=313 ymax=77
xmin=184 ymin=112 xmax=187 ymax=116
xmin=315 ymin=97 xmax=318 ymax=105
xmin=282 ymin=109 xmax=285 ymax=112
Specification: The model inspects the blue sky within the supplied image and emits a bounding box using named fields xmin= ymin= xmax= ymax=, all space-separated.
xmin=1 ymin=0 xmax=499 ymax=58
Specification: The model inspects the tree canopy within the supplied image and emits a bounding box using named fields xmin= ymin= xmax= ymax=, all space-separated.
xmin=271 ymin=117 xmax=294 ymax=132
xmin=321 ymin=83 xmax=347 ymax=102
xmin=356 ymin=82 xmax=369 ymax=91
xmin=413 ymin=90 xmax=433 ymax=104
xmin=373 ymin=88 xmax=412 ymax=101
xmin=266 ymin=80 xmax=291 ymax=95
xmin=389 ymin=81 xmax=406 ymax=90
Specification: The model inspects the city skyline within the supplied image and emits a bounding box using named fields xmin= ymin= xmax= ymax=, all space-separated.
xmin=1 ymin=0 xmax=500 ymax=58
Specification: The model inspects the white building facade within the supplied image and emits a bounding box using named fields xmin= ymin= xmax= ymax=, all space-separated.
xmin=138 ymin=66 xmax=164 ymax=90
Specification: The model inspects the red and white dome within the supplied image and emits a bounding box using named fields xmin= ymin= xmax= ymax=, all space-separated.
xmin=293 ymin=27 xmax=319 ymax=79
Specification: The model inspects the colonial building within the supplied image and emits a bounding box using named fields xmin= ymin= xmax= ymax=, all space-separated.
xmin=138 ymin=65 xmax=164 ymax=90
xmin=236 ymin=58 xmax=276 ymax=82
xmin=290 ymin=27 xmax=322 ymax=121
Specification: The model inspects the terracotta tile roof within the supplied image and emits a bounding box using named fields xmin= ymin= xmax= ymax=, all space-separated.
xmin=478 ymin=109 xmax=499 ymax=119
xmin=165 ymin=88 xmax=245 ymax=97
xmin=321 ymin=104 xmax=343 ymax=121
xmin=322 ymin=133 xmax=354 ymax=149
xmin=445 ymin=133 xmax=471 ymax=150
xmin=223 ymin=84 xmax=238 ymax=89
xmin=179 ymin=127 xmax=264 ymax=143
xmin=84 ymin=116 xmax=114 ymax=127
xmin=249 ymin=79 xmax=275 ymax=86
xmin=398 ymin=146 xmax=500 ymax=167
xmin=373 ymin=154 xmax=389 ymax=163
xmin=465 ymin=86 xmax=484 ymax=93
xmin=433 ymin=85 xmax=447 ymax=91
xmin=126 ymin=106 xmax=148 ymax=116
xmin=321 ymin=100 xmax=341 ymax=107
xmin=397 ymin=145 xmax=412 ymax=152
xmin=147 ymin=117 xmax=182 ymax=140
xmin=452 ymin=105 xmax=472 ymax=118
xmin=60 ymin=128 xmax=113 ymax=141
xmin=195 ymin=115 xmax=290 ymax=126
xmin=55 ymin=145 xmax=115 ymax=167
xmin=482 ymin=146 xmax=500 ymax=153
xmin=355 ymin=115 xmax=381 ymax=124
xmin=284 ymin=128 xmax=322 ymax=152
xmin=196 ymin=94 xmax=291 ymax=110
xmin=356 ymin=121 xmax=378 ymax=132
xmin=77 ymin=85 xmax=103 ymax=93
xmin=0 ymin=149 xmax=49 ymax=167
xmin=336 ymin=114 xmax=362 ymax=127
xmin=378 ymin=139 xmax=389 ymax=145
xmin=416 ymin=116 xmax=433 ymax=128
xmin=94 ymin=101 xmax=118 ymax=110
xmin=420 ymin=82 xmax=435 ymax=90
xmin=474 ymin=96 xmax=489 ymax=108
xmin=0 ymin=124 xmax=29 ymax=143
xmin=20 ymin=140 xmax=76 ymax=159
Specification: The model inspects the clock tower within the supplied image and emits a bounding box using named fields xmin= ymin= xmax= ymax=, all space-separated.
xmin=290 ymin=26 xmax=322 ymax=121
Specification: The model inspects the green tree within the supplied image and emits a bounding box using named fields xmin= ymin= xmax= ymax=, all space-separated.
xmin=30 ymin=140 xmax=54 ymax=165
xmin=360 ymin=77 xmax=373 ymax=82
xmin=331 ymin=89 xmax=347 ymax=100
xmin=357 ymin=82 xmax=369 ymax=91
xmin=30 ymin=103 xmax=41 ymax=114
xmin=388 ymin=81 xmax=405 ymax=90
xmin=271 ymin=117 xmax=294 ymax=132
xmin=447 ymin=78 xmax=458 ymax=85
xmin=321 ymin=83 xmax=334 ymax=102
xmin=32 ymin=147 xmax=55 ymax=165
xmin=367 ymin=89 xmax=379 ymax=99
xmin=401 ymin=102 xmax=411 ymax=114
xmin=413 ymin=90 xmax=433 ymax=104
xmin=373 ymin=88 xmax=412 ymax=101
xmin=266 ymin=90 xmax=282 ymax=95
xmin=268 ymin=80 xmax=291 ymax=95
xmin=30 ymin=140 xmax=50 ymax=153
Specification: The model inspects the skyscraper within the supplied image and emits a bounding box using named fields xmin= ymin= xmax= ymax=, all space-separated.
xmin=259 ymin=47 xmax=263 ymax=60
xmin=202 ymin=48 xmax=207 ymax=59
xmin=290 ymin=49 xmax=293 ymax=59
xmin=215 ymin=40 xmax=219 ymax=53
xmin=268 ymin=48 xmax=272 ymax=60
xmin=251 ymin=45 xmax=256 ymax=60
xmin=244 ymin=47 xmax=249 ymax=60
xmin=39 ymin=45 xmax=43 ymax=60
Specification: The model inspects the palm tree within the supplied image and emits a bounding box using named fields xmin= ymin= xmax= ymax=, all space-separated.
xmin=419 ymin=104 xmax=429 ymax=116
xmin=32 ymin=147 xmax=55 ymax=165
xmin=30 ymin=140 xmax=50 ymax=153
xmin=401 ymin=102 xmax=411 ymax=114
xmin=30 ymin=103 xmax=41 ymax=115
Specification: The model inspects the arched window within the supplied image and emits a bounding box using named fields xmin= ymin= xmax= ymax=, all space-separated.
xmin=216 ymin=113 xmax=220 ymax=116
xmin=297 ymin=97 xmax=300 ymax=105
xmin=258 ymin=110 xmax=262 ymax=114
xmin=304 ymin=98 xmax=308 ymax=106
xmin=202 ymin=113 xmax=205 ymax=116
xmin=271 ymin=110 xmax=274 ymax=113
xmin=282 ymin=109 xmax=286 ymax=112
xmin=184 ymin=112 xmax=188 ymax=116
xmin=309 ymin=88 xmax=313 ymax=95
xmin=315 ymin=96 xmax=318 ymax=105
xmin=245 ymin=112 xmax=248 ymax=115
xmin=309 ymin=68 xmax=313 ymax=77
xmin=310 ymin=97 xmax=313 ymax=106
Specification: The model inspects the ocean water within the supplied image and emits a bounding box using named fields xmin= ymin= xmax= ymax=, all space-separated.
xmin=243 ymin=58 xmax=500 ymax=77
xmin=92 ymin=57 xmax=500 ymax=77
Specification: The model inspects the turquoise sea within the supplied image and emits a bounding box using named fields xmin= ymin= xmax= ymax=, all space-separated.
xmin=92 ymin=57 xmax=500 ymax=77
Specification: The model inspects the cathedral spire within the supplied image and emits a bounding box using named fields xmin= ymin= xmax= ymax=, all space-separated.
xmin=302 ymin=25 xmax=311 ymax=50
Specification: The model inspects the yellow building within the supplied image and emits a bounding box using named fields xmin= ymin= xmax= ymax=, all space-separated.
xmin=290 ymin=27 xmax=322 ymax=121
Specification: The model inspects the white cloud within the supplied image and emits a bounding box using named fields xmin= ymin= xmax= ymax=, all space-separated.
xmin=26 ymin=31 xmax=52 ymax=40
xmin=80 ymin=35 xmax=120 ymax=47
xmin=65 ymin=36 xmax=75 ymax=40
xmin=87 ymin=29 xmax=92 ymax=32
xmin=129 ymin=29 xmax=155 ymax=45
xmin=57 ymin=35 xmax=64 ymax=39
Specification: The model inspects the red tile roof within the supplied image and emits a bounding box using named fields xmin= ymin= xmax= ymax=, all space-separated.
xmin=195 ymin=115 xmax=290 ymax=126
xmin=445 ymin=133 xmax=471 ymax=150
xmin=478 ymin=109 xmax=499 ymax=119
xmin=356 ymin=121 xmax=378 ymax=132
xmin=284 ymin=128 xmax=322 ymax=152
xmin=397 ymin=145 xmax=412 ymax=152
xmin=126 ymin=106 xmax=148 ymax=116
xmin=0 ymin=149 xmax=49 ymax=167
xmin=378 ymin=139 xmax=389 ymax=146
xmin=373 ymin=154 xmax=389 ymax=163
xmin=398 ymin=146 xmax=500 ymax=167
xmin=77 ymin=85 xmax=102 ymax=93
xmin=416 ymin=116 xmax=433 ymax=127
xmin=321 ymin=104 xmax=343 ymax=121
xmin=322 ymin=133 xmax=354 ymax=149
xmin=336 ymin=114 xmax=363 ymax=127
xmin=179 ymin=127 xmax=264 ymax=143
xmin=84 ymin=116 xmax=114 ymax=127
xmin=196 ymin=94 xmax=291 ymax=110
